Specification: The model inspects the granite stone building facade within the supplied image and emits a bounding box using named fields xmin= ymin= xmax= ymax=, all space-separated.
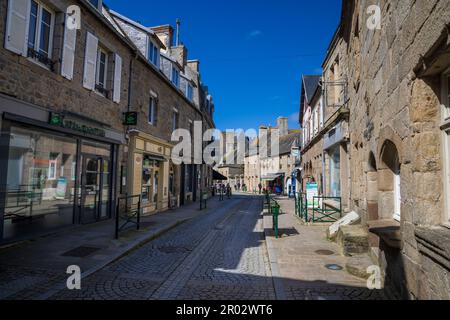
xmin=299 ymin=0 xmax=450 ymax=299
xmin=244 ymin=117 xmax=300 ymax=196
xmin=0 ymin=0 xmax=215 ymax=243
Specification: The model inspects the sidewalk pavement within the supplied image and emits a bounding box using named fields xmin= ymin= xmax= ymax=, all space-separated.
xmin=263 ymin=196 xmax=388 ymax=300
xmin=0 ymin=197 xmax=221 ymax=300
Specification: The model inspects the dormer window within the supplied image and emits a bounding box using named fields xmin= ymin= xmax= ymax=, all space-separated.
xmin=171 ymin=66 xmax=180 ymax=88
xmin=148 ymin=40 xmax=159 ymax=67
xmin=187 ymin=83 xmax=193 ymax=101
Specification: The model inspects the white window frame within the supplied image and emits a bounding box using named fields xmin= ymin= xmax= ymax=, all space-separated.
xmin=441 ymin=69 xmax=450 ymax=225
xmin=148 ymin=40 xmax=159 ymax=67
xmin=148 ymin=95 xmax=157 ymax=125
xmin=313 ymin=106 xmax=319 ymax=135
xmin=27 ymin=1 xmax=55 ymax=61
xmin=48 ymin=159 xmax=57 ymax=180
xmin=95 ymin=46 xmax=108 ymax=90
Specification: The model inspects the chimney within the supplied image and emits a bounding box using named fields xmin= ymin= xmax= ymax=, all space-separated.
xmin=187 ymin=60 xmax=200 ymax=72
xmin=176 ymin=18 xmax=181 ymax=46
xmin=259 ymin=126 xmax=269 ymax=158
xmin=171 ymin=46 xmax=188 ymax=68
xmin=277 ymin=117 xmax=289 ymax=136
xmin=150 ymin=25 xmax=174 ymax=50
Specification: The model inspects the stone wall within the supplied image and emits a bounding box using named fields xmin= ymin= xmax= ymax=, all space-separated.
xmin=0 ymin=0 xmax=129 ymax=132
xmin=244 ymin=154 xmax=260 ymax=192
xmin=0 ymin=0 xmax=132 ymax=201
xmin=341 ymin=0 xmax=450 ymax=299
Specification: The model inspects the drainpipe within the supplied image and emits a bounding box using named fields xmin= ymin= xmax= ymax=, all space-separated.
xmin=322 ymin=150 xmax=326 ymax=196
xmin=127 ymin=52 xmax=136 ymax=113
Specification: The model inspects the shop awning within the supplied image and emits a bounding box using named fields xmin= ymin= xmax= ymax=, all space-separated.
xmin=145 ymin=154 xmax=168 ymax=162
xmin=261 ymin=173 xmax=283 ymax=182
xmin=213 ymin=170 xmax=228 ymax=181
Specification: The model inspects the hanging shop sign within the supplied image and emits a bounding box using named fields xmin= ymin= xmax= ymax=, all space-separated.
xmin=49 ymin=113 xmax=106 ymax=137
xmin=123 ymin=112 xmax=138 ymax=126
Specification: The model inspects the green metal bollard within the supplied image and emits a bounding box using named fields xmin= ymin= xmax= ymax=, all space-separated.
xmin=271 ymin=203 xmax=280 ymax=239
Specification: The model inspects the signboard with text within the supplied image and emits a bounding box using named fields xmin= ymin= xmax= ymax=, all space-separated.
xmin=306 ymin=182 xmax=319 ymax=208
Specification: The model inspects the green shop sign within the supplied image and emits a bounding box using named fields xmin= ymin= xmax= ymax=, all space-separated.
xmin=123 ymin=112 xmax=138 ymax=126
xmin=49 ymin=113 xmax=106 ymax=137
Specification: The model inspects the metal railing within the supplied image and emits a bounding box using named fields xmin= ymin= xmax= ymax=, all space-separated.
xmin=1 ymin=186 xmax=43 ymax=220
xmin=294 ymin=192 xmax=308 ymax=222
xmin=115 ymin=194 xmax=141 ymax=239
xmin=311 ymin=196 xmax=342 ymax=223
xmin=265 ymin=191 xmax=280 ymax=239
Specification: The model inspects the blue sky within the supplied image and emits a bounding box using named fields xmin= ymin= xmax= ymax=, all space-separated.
xmin=106 ymin=0 xmax=342 ymax=131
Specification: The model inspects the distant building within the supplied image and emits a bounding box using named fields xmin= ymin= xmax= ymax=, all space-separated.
xmin=244 ymin=117 xmax=300 ymax=195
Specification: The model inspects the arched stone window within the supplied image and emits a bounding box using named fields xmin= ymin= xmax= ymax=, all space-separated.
xmin=379 ymin=140 xmax=401 ymax=221
xmin=367 ymin=152 xmax=378 ymax=221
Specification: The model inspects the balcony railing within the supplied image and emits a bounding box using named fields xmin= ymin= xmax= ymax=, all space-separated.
xmin=27 ymin=48 xmax=54 ymax=71
xmin=95 ymin=84 xmax=111 ymax=98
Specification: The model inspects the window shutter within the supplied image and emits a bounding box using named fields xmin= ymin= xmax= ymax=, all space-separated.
xmin=61 ymin=14 xmax=77 ymax=80
xmin=5 ymin=0 xmax=30 ymax=56
xmin=113 ymin=53 xmax=122 ymax=103
xmin=83 ymin=32 xmax=98 ymax=90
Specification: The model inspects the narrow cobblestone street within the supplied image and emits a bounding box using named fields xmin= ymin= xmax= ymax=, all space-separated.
xmin=0 ymin=194 xmax=391 ymax=300
xmin=49 ymin=195 xmax=275 ymax=300
xmin=0 ymin=194 xmax=393 ymax=300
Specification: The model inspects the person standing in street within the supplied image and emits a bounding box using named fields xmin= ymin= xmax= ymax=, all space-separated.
xmin=226 ymin=183 xmax=232 ymax=199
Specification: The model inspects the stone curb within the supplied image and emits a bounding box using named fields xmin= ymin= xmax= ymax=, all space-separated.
xmin=261 ymin=207 xmax=287 ymax=300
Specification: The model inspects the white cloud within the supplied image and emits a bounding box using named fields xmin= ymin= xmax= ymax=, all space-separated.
xmin=247 ymin=30 xmax=262 ymax=38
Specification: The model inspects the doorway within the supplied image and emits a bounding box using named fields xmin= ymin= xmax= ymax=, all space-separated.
xmin=80 ymin=154 xmax=111 ymax=224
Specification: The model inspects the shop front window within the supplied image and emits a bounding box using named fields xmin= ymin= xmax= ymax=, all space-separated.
xmin=141 ymin=156 xmax=160 ymax=204
xmin=329 ymin=146 xmax=341 ymax=197
xmin=3 ymin=125 xmax=77 ymax=240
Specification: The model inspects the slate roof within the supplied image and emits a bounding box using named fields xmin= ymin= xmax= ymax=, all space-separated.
xmin=279 ymin=132 xmax=301 ymax=155
xmin=303 ymin=75 xmax=321 ymax=104
xmin=245 ymin=131 xmax=300 ymax=157
xmin=299 ymin=74 xmax=321 ymax=124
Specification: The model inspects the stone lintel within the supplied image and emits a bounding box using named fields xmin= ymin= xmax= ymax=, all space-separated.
xmin=368 ymin=219 xmax=402 ymax=249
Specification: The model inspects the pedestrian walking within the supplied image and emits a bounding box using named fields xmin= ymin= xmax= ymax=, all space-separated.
xmin=226 ymin=183 xmax=232 ymax=199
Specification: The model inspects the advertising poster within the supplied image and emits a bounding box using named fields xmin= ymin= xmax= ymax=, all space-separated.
xmin=306 ymin=182 xmax=319 ymax=208
xmin=55 ymin=177 xmax=67 ymax=200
